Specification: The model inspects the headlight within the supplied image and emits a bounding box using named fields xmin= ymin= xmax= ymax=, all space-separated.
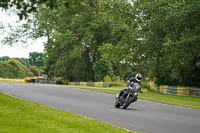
xmin=134 ymin=92 xmax=138 ymax=96
xmin=116 ymin=94 xmax=119 ymax=98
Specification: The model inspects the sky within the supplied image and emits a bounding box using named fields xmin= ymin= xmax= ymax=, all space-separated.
xmin=0 ymin=10 xmax=45 ymax=58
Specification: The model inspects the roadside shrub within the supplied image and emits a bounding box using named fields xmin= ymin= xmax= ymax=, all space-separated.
xmin=0 ymin=60 xmax=33 ymax=79
xmin=104 ymin=76 xmax=126 ymax=87
xmin=29 ymin=66 xmax=41 ymax=76
xmin=93 ymin=60 xmax=110 ymax=81
xmin=0 ymin=62 xmax=14 ymax=78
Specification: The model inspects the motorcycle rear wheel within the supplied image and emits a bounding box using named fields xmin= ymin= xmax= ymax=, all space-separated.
xmin=122 ymin=97 xmax=134 ymax=109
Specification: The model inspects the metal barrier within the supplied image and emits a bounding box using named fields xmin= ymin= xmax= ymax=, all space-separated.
xmin=68 ymin=82 xmax=109 ymax=88
xmin=24 ymin=78 xmax=110 ymax=88
xmin=157 ymin=85 xmax=200 ymax=97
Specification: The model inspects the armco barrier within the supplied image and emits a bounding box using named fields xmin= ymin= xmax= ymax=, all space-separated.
xmin=87 ymin=82 xmax=95 ymax=87
xmin=67 ymin=82 xmax=109 ymax=88
xmin=75 ymin=82 xmax=80 ymax=86
xmin=157 ymin=85 xmax=200 ymax=97
xmin=24 ymin=78 xmax=110 ymax=88
xmin=158 ymin=85 xmax=168 ymax=94
xmin=24 ymin=78 xmax=56 ymax=84
xmin=177 ymin=87 xmax=189 ymax=96
xmin=190 ymin=87 xmax=200 ymax=97
xmin=80 ymin=82 xmax=87 ymax=86
xmin=103 ymin=82 xmax=109 ymax=88
xmin=167 ymin=86 xmax=177 ymax=95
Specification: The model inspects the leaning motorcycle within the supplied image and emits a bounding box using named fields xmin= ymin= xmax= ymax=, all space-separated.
xmin=115 ymin=82 xmax=142 ymax=109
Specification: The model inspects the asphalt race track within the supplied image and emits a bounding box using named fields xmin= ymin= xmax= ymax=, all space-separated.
xmin=0 ymin=83 xmax=200 ymax=133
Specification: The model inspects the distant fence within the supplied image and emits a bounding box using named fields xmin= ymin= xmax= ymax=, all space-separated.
xmin=24 ymin=78 xmax=57 ymax=84
xmin=24 ymin=78 xmax=109 ymax=88
xmin=157 ymin=85 xmax=200 ymax=97
xmin=67 ymin=82 xmax=109 ymax=88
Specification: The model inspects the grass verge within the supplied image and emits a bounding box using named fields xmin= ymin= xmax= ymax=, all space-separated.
xmin=65 ymin=85 xmax=200 ymax=109
xmin=0 ymin=92 xmax=133 ymax=133
xmin=0 ymin=78 xmax=24 ymax=83
xmin=139 ymin=91 xmax=200 ymax=109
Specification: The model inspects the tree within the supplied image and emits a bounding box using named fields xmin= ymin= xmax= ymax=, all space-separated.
xmin=29 ymin=52 xmax=44 ymax=67
xmin=29 ymin=0 xmax=145 ymax=81
xmin=133 ymin=0 xmax=200 ymax=86
xmin=0 ymin=56 xmax=10 ymax=61
xmin=93 ymin=59 xmax=110 ymax=81
xmin=0 ymin=0 xmax=84 ymax=19
xmin=36 ymin=0 xmax=111 ymax=81
xmin=42 ymin=0 xmax=140 ymax=81
xmin=97 ymin=0 xmax=142 ymax=80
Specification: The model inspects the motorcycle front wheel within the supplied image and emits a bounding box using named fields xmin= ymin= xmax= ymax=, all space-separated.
xmin=122 ymin=97 xmax=134 ymax=109
xmin=115 ymin=100 xmax=121 ymax=108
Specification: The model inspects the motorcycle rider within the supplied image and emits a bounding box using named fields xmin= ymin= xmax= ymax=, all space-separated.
xmin=117 ymin=73 xmax=142 ymax=103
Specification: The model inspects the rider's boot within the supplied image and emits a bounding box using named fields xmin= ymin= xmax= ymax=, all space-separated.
xmin=134 ymin=96 xmax=138 ymax=102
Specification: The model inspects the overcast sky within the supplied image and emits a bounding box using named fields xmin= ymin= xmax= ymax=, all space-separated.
xmin=0 ymin=10 xmax=45 ymax=58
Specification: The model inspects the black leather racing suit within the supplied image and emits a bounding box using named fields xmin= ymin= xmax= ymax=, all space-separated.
xmin=118 ymin=77 xmax=142 ymax=100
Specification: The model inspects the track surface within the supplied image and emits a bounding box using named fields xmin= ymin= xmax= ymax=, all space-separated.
xmin=0 ymin=83 xmax=200 ymax=133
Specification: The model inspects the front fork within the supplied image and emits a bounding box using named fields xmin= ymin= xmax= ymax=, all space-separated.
xmin=124 ymin=92 xmax=131 ymax=103
xmin=127 ymin=92 xmax=138 ymax=103
xmin=120 ymin=91 xmax=136 ymax=104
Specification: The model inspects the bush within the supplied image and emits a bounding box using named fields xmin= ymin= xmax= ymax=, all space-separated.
xmin=29 ymin=66 xmax=41 ymax=76
xmin=0 ymin=60 xmax=33 ymax=79
xmin=104 ymin=75 xmax=126 ymax=87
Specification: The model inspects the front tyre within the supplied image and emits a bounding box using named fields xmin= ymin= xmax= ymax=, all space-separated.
xmin=122 ymin=97 xmax=134 ymax=109
xmin=115 ymin=100 xmax=121 ymax=108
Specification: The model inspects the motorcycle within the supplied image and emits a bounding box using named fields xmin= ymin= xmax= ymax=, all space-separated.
xmin=115 ymin=82 xmax=142 ymax=109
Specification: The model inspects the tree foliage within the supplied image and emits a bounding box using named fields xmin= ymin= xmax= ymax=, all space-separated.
xmin=0 ymin=59 xmax=33 ymax=78
xmin=0 ymin=56 xmax=10 ymax=61
xmin=2 ymin=0 xmax=200 ymax=86
xmin=29 ymin=66 xmax=41 ymax=76
xmin=0 ymin=0 xmax=85 ymax=20
xmin=36 ymin=0 xmax=140 ymax=81
xmin=29 ymin=52 xmax=44 ymax=67
xmin=133 ymin=0 xmax=200 ymax=86
xmin=0 ymin=54 xmax=44 ymax=77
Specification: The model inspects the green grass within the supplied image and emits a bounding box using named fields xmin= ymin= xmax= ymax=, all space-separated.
xmin=139 ymin=92 xmax=200 ymax=109
xmin=66 ymin=85 xmax=122 ymax=94
xmin=0 ymin=92 xmax=133 ymax=133
xmin=65 ymin=85 xmax=200 ymax=109
xmin=0 ymin=79 xmax=24 ymax=83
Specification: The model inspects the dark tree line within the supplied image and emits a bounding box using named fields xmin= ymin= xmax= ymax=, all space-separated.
xmin=0 ymin=52 xmax=44 ymax=67
xmin=0 ymin=52 xmax=44 ymax=77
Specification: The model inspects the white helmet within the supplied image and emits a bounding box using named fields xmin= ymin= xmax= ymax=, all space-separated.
xmin=135 ymin=73 xmax=142 ymax=82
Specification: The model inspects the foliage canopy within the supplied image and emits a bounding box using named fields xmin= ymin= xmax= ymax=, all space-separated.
xmin=1 ymin=0 xmax=200 ymax=86
xmin=0 ymin=59 xmax=33 ymax=78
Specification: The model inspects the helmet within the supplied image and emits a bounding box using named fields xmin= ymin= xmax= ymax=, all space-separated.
xmin=135 ymin=73 xmax=142 ymax=82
